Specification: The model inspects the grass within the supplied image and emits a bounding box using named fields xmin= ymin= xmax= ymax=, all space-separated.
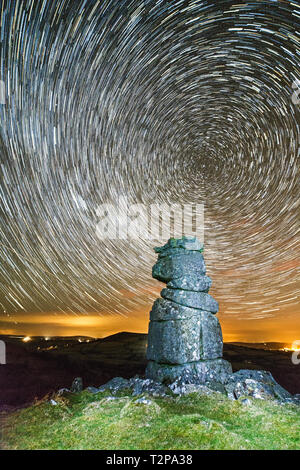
xmin=1 ymin=389 xmax=300 ymax=450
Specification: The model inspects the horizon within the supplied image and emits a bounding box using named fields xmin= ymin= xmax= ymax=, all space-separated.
xmin=0 ymin=331 xmax=298 ymax=346
xmin=1 ymin=306 xmax=300 ymax=344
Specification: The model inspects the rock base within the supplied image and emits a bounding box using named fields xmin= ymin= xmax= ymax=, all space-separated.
xmin=145 ymin=358 xmax=232 ymax=385
xmin=82 ymin=371 xmax=300 ymax=405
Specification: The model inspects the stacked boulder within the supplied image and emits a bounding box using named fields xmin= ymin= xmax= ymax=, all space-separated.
xmin=146 ymin=236 xmax=232 ymax=385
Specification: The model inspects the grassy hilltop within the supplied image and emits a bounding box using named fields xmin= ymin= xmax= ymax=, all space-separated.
xmin=1 ymin=388 xmax=300 ymax=450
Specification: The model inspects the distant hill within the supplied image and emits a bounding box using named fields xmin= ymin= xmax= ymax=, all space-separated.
xmin=229 ymin=342 xmax=288 ymax=351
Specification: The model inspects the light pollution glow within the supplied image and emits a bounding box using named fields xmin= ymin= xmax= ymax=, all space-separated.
xmin=1 ymin=303 xmax=300 ymax=344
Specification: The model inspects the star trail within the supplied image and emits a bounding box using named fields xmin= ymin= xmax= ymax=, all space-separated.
xmin=0 ymin=0 xmax=299 ymax=339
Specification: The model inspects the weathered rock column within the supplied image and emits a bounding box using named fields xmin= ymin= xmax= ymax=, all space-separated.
xmin=146 ymin=236 xmax=232 ymax=385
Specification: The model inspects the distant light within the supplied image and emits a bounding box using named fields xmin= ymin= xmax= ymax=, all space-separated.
xmin=22 ymin=336 xmax=31 ymax=342
xmin=280 ymin=345 xmax=300 ymax=352
xmin=44 ymin=337 xmax=51 ymax=341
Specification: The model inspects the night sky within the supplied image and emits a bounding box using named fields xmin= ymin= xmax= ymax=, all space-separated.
xmin=0 ymin=0 xmax=299 ymax=342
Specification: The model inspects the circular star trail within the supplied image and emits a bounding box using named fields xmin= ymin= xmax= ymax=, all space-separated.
xmin=0 ymin=0 xmax=299 ymax=328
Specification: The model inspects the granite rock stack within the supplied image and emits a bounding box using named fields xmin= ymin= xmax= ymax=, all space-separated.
xmin=146 ymin=237 xmax=232 ymax=385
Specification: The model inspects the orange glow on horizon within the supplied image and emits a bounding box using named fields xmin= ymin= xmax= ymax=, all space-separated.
xmin=0 ymin=307 xmax=300 ymax=344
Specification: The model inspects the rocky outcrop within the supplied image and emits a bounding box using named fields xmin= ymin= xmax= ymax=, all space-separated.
xmin=83 ymin=374 xmax=300 ymax=405
xmin=224 ymin=369 xmax=293 ymax=401
xmin=145 ymin=236 xmax=232 ymax=384
xmin=71 ymin=377 xmax=83 ymax=393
